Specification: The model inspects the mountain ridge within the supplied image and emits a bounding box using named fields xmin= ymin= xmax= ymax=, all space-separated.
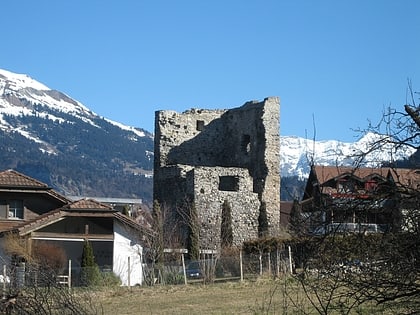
xmin=0 ymin=69 xmax=415 ymax=203
xmin=1 ymin=69 xmax=154 ymax=202
xmin=280 ymin=132 xmax=415 ymax=179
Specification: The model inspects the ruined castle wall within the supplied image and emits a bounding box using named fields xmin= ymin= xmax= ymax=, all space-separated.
xmin=153 ymin=164 xmax=194 ymax=206
xmin=193 ymin=167 xmax=260 ymax=247
xmin=154 ymin=97 xmax=281 ymax=246
xmin=154 ymin=109 xmax=226 ymax=169
xmin=260 ymin=98 xmax=281 ymax=234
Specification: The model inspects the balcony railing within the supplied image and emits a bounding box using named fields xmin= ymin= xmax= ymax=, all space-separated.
xmin=313 ymin=222 xmax=388 ymax=235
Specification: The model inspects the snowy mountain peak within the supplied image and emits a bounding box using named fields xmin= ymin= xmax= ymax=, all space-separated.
xmin=0 ymin=68 xmax=149 ymax=141
xmin=280 ymin=133 xmax=416 ymax=178
xmin=0 ymin=68 xmax=50 ymax=91
xmin=0 ymin=69 xmax=93 ymax=118
xmin=0 ymin=69 xmax=415 ymax=182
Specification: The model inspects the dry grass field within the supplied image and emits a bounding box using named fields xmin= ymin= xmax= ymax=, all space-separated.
xmin=92 ymin=278 xmax=395 ymax=315
xmin=96 ymin=281 xmax=271 ymax=315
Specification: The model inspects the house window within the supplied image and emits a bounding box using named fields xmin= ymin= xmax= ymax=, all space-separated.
xmin=219 ymin=176 xmax=239 ymax=192
xmin=8 ymin=200 xmax=24 ymax=219
xmin=196 ymin=120 xmax=205 ymax=131
xmin=365 ymin=180 xmax=378 ymax=192
xmin=337 ymin=180 xmax=354 ymax=193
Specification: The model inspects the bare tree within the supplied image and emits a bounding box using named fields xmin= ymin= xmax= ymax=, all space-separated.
xmin=139 ymin=200 xmax=184 ymax=285
xmin=1 ymin=233 xmax=101 ymax=314
xmin=292 ymin=85 xmax=420 ymax=314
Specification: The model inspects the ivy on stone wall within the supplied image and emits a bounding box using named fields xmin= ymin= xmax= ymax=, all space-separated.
xmin=258 ymin=201 xmax=268 ymax=237
xmin=221 ymin=199 xmax=233 ymax=248
xmin=188 ymin=202 xmax=200 ymax=260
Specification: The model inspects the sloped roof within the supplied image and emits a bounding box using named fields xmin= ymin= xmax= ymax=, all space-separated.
xmin=0 ymin=169 xmax=49 ymax=188
xmin=0 ymin=169 xmax=70 ymax=203
xmin=311 ymin=165 xmax=420 ymax=190
xmin=16 ymin=209 xmax=64 ymax=235
xmin=312 ymin=165 xmax=390 ymax=184
xmin=280 ymin=201 xmax=294 ymax=227
xmin=13 ymin=200 xmax=141 ymax=236
xmin=387 ymin=168 xmax=420 ymax=190
xmin=61 ymin=198 xmax=114 ymax=211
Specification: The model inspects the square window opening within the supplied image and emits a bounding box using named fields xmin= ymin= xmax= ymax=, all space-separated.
xmin=196 ymin=120 xmax=205 ymax=131
xmin=219 ymin=176 xmax=239 ymax=192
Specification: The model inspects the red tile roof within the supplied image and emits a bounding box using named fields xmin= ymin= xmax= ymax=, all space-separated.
xmin=0 ymin=169 xmax=70 ymax=203
xmin=312 ymin=166 xmax=390 ymax=184
xmin=62 ymin=198 xmax=114 ymax=211
xmin=312 ymin=165 xmax=420 ymax=190
xmin=0 ymin=169 xmax=49 ymax=188
xmin=15 ymin=208 xmax=142 ymax=236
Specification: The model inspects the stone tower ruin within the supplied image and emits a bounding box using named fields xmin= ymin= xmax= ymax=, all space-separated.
xmin=154 ymin=97 xmax=280 ymax=248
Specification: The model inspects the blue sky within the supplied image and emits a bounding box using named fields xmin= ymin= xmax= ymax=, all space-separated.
xmin=1 ymin=1 xmax=419 ymax=142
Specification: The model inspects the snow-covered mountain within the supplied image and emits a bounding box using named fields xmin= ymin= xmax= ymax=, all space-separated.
xmin=0 ymin=68 xmax=148 ymax=146
xmin=0 ymin=68 xmax=416 ymax=200
xmin=280 ymin=133 xmax=416 ymax=179
xmin=0 ymin=68 xmax=154 ymax=200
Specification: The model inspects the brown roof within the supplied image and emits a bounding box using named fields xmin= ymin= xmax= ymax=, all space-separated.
xmin=280 ymin=201 xmax=293 ymax=227
xmin=0 ymin=169 xmax=49 ymax=188
xmin=387 ymin=168 xmax=420 ymax=190
xmin=62 ymin=198 xmax=114 ymax=211
xmin=16 ymin=209 xmax=64 ymax=235
xmin=0 ymin=169 xmax=70 ymax=203
xmin=312 ymin=165 xmax=420 ymax=189
xmin=312 ymin=166 xmax=390 ymax=184
xmin=13 ymin=201 xmax=141 ymax=236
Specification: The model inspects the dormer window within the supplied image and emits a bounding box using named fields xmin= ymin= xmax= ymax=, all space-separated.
xmin=337 ymin=180 xmax=354 ymax=193
xmin=0 ymin=200 xmax=24 ymax=219
xmin=365 ymin=180 xmax=378 ymax=192
xmin=9 ymin=200 xmax=24 ymax=219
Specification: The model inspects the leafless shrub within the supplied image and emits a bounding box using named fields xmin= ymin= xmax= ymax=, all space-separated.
xmin=292 ymin=85 xmax=420 ymax=314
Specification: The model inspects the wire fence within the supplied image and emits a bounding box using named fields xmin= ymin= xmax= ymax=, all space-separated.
xmin=0 ymin=246 xmax=293 ymax=291
xmin=142 ymin=247 xmax=294 ymax=285
xmin=0 ymin=261 xmax=122 ymax=295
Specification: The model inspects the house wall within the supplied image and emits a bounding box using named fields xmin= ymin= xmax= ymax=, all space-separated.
xmin=38 ymin=217 xmax=113 ymax=235
xmin=0 ymin=192 xmax=67 ymax=232
xmin=0 ymin=238 xmax=10 ymax=266
xmin=113 ymin=221 xmax=143 ymax=286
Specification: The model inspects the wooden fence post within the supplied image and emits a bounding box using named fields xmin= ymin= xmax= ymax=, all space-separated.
xmin=2 ymin=265 xmax=6 ymax=295
xmin=128 ymin=256 xmax=131 ymax=288
xmin=181 ymin=253 xmax=187 ymax=285
xmin=288 ymin=246 xmax=293 ymax=274
xmin=239 ymin=249 xmax=243 ymax=282
xmin=68 ymin=259 xmax=72 ymax=289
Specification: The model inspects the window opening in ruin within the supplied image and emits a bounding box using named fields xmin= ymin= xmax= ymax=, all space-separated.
xmin=219 ymin=176 xmax=239 ymax=192
xmin=196 ymin=120 xmax=205 ymax=131
xmin=253 ymin=178 xmax=264 ymax=193
xmin=241 ymin=134 xmax=251 ymax=154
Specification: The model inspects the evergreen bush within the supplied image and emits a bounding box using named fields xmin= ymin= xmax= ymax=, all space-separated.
xmin=80 ymin=240 xmax=101 ymax=286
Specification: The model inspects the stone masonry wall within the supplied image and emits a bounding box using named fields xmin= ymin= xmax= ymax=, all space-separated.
xmin=193 ymin=166 xmax=260 ymax=247
xmin=154 ymin=97 xmax=281 ymax=248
